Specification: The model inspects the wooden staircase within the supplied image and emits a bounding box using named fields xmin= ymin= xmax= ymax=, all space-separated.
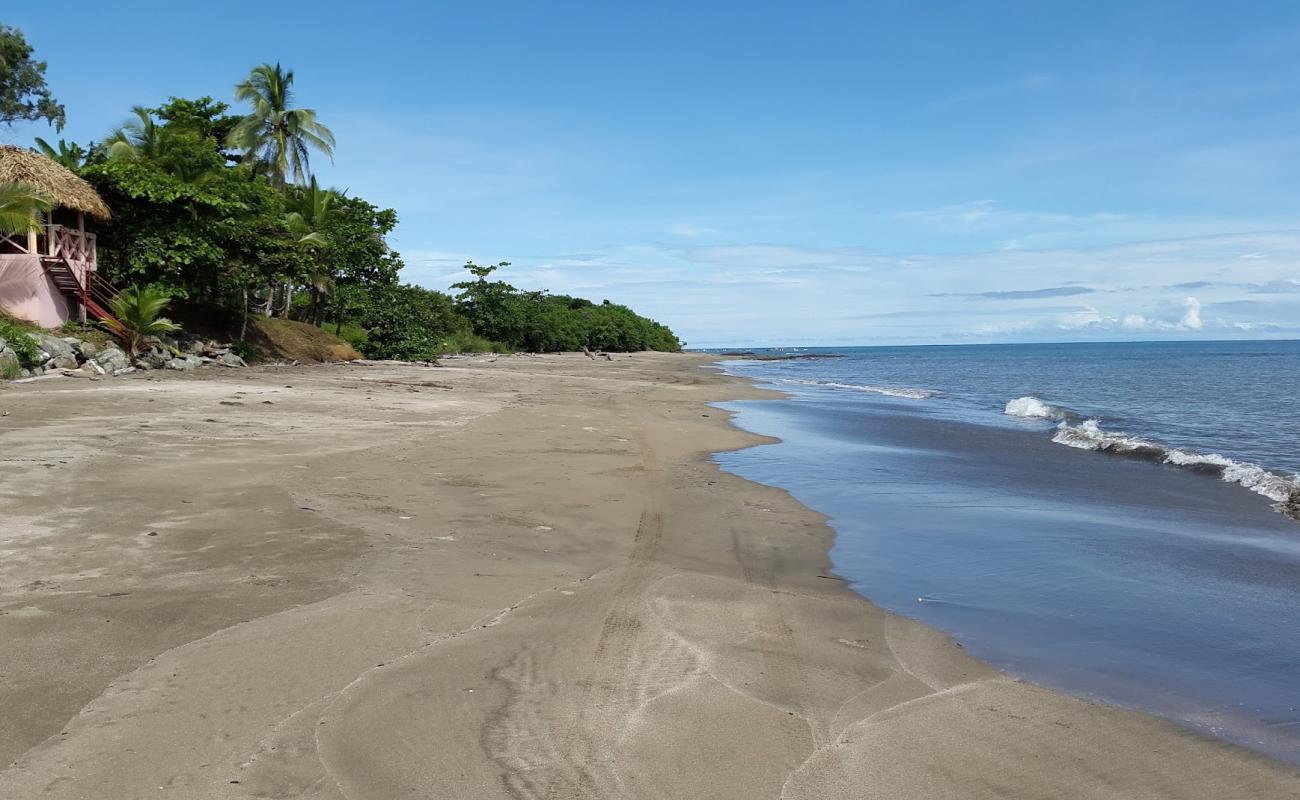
xmin=38 ymin=226 xmax=126 ymax=336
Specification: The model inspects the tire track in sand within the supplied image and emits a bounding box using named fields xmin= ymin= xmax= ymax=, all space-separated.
xmin=487 ymin=409 xmax=705 ymax=800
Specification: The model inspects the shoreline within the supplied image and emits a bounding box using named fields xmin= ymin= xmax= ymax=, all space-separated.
xmin=1 ymin=353 xmax=1296 ymax=797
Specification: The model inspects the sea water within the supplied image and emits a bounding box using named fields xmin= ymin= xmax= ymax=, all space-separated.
xmin=711 ymin=340 xmax=1300 ymax=762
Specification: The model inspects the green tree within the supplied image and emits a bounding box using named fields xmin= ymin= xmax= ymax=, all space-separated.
xmin=358 ymin=283 xmax=469 ymax=361
xmin=452 ymin=262 xmax=518 ymax=343
xmin=226 ymin=63 xmax=335 ymax=189
xmin=0 ymin=25 xmax=64 ymax=130
xmin=152 ymin=96 xmax=241 ymax=158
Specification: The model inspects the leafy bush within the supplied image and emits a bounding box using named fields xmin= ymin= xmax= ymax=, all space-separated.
xmin=228 ymin=339 xmax=258 ymax=360
xmin=357 ymin=283 xmax=470 ymax=361
xmin=0 ymin=315 xmax=41 ymax=367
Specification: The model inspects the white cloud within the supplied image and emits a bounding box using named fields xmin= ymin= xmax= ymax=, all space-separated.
xmin=1180 ymin=296 xmax=1203 ymax=330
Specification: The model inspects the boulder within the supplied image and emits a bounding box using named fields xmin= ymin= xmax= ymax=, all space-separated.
xmin=165 ymin=357 xmax=196 ymax=372
xmin=140 ymin=347 xmax=170 ymax=370
xmin=0 ymin=347 xmax=19 ymax=380
xmin=97 ymin=346 xmax=132 ymax=375
xmin=48 ymin=353 xmax=79 ymax=370
xmin=33 ymin=333 xmax=76 ymax=364
xmin=73 ymin=339 xmax=103 ymax=360
xmin=216 ymin=352 xmax=248 ymax=368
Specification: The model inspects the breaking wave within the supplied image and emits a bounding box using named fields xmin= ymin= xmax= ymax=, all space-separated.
xmin=1005 ymin=396 xmax=1073 ymax=421
xmin=1004 ymin=396 xmax=1299 ymax=514
xmin=782 ymin=379 xmax=937 ymax=399
xmin=1050 ymin=418 xmax=1300 ymax=512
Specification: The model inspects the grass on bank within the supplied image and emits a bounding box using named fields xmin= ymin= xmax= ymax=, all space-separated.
xmin=0 ymin=311 xmax=42 ymax=376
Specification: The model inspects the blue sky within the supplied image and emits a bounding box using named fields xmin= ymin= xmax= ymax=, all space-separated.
xmin=6 ymin=1 xmax=1300 ymax=346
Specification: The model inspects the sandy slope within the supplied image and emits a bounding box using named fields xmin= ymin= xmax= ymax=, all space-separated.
xmin=0 ymin=353 xmax=1295 ymax=799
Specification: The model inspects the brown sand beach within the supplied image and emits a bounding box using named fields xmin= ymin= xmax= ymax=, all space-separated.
xmin=0 ymin=352 xmax=1296 ymax=799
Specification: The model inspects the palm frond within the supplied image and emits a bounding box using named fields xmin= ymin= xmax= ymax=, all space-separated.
xmin=107 ymin=285 xmax=182 ymax=357
xmin=0 ymin=182 xmax=52 ymax=235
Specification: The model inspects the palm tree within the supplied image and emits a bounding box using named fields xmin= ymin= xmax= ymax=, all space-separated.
xmin=33 ymin=138 xmax=87 ymax=170
xmin=226 ymin=63 xmax=335 ymax=189
xmin=108 ymin=285 xmax=181 ymax=358
xmin=285 ymin=176 xmax=339 ymax=247
xmin=104 ymin=106 xmax=174 ymax=163
xmin=0 ymin=182 xmax=52 ymax=236
xmin=285 ymin=176 xmax=342 ymax=322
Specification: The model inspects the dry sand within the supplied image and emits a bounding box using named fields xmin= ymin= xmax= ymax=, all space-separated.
xmin=0 ymin=352 xmax=1295 ymax=799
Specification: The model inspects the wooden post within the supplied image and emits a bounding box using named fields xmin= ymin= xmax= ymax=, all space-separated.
xmin=77 ymin=212 xmax=86 ymax=260
xmin=26 ymin=212 xmax=37 ymax=254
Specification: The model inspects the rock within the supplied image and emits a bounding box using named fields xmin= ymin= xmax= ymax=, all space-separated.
xmin=83 ymin=360 xmax=107 ymax=376
xmin=217 ymin=352 xmax=247 ymax=368
xmin=48 ymin=353 xmax=79 ymax=370
xmin=0 ymin=347 xmax=19 ymax=380
xmin=1284 ymin=488 xmax=1300 ymax=521
xmin=97 ymin=346 xmax=131 ymax=375
xmin=73 ymin=339 xmax=103 ymax=360
xmin=140 ymin=347 xmax=170 ymax=370
xmin=33 ymin=333 xmax=76 ymax=364
xmin=165 ymin=357 xmax=197 ymax=372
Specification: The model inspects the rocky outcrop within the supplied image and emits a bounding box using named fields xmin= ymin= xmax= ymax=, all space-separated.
xmin=5 ymin=329 xmax=250 ymax=382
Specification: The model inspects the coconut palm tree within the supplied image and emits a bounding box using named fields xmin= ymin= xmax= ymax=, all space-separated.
xmin=284 ymin=176 xmax=342 ymax=322
xmin=108 ymin=285 xmax=181 ymax=358
xmin=226 ymin=63 xmax=335 ymax=189
xmin=0 ymin=182 xmax=51 ymax=235
xmin=285 ymin=176 xmax=339 ymax=247
xmin=105 ymin=106 xmax=168 ymax=162
xmin=33 ymin=138 xmax=87 ymax=171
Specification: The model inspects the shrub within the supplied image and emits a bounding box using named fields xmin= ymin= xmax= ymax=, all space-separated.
xmin=0 ymin=315 xmax=41 ymax=367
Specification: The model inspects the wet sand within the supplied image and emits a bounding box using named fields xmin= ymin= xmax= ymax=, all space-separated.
xmin=0 ymin=352 xmax=1295 ymax=798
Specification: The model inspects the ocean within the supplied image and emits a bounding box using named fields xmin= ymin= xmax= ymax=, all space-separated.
xmin=710 ymin=340 xmax=1300 ymax=763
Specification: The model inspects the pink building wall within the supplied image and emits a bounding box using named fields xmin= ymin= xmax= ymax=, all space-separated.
xmin=0 ymin=255 xmax=71 ymax=328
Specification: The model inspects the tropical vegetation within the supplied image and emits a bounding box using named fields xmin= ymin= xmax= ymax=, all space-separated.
xmin=1 ymin=25 xmax=680 ymax=359
xmin=0 ymin=181 xmax=50 ymax=234
xmin=0 ymin=24 xmax=63 ymax=129
xmin=108 ymin=286 xmax=181 ymax=358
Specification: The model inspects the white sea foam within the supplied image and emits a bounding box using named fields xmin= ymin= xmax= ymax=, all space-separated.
xmin=1004 ymin=396 xmax=1070 ymax=421
xmin=1049 ymin=418 xmax=1300 ymax=506
xmin=783 ymin=379 xmax=937 ymax=399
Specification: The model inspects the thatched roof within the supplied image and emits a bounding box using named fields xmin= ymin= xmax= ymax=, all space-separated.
xmin=0 ymin=145 xmax=111 ymax=220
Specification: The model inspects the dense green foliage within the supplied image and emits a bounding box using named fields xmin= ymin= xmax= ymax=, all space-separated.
xmin=11 ymin=54 xmax=679 ymax=361
xmin=355 ymin=283 xmax=470 ymax=361
xmin=453 ymin=263 xmax=679 ymax=352
xmin=0 ymin=24 xmax=63 ymax=129
xmin=0 ymin=314 xmax=40 ymax=366
xmin=77 ymin=96 xmax=390 ymax=335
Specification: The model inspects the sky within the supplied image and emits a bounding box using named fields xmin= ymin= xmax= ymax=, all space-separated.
xmin=6 ymin=1 xmax=1300 ymax=347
